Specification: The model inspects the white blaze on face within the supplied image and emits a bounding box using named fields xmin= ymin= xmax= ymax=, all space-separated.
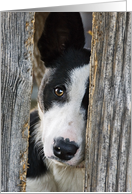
xmin=38 ymin=63 xmax=90 ymax=165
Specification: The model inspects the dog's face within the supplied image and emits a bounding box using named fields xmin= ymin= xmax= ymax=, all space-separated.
xmin=37 ymin=13 xmax=91 ymax=167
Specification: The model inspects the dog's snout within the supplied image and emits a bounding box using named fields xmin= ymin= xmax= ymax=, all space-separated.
xmin=53 ymin=137 xmax=79 ymax=161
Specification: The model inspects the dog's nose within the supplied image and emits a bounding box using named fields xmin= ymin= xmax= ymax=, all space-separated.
xmin=53 ymin=137 xmax=79 ymax=161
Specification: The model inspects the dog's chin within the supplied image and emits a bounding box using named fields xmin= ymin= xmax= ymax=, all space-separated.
xmin=47 ymin=155 xmax=85 ymax=168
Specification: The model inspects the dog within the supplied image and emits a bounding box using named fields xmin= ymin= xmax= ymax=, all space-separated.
xmin=26 ymin=12 xmax=91 ymax=192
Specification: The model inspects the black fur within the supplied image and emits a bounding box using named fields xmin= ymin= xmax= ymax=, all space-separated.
xmin=81 ymin=77 xmax=89 ymax=119
xmin=27 ymin=110 xmax=48 ymax=178
xmin=38 ymin=12 xmax=85 ymax=65
xmin=27 ymin=12 xmax=91 ymax=191
xmin=39 ymin=48 xmax=91 ymax=112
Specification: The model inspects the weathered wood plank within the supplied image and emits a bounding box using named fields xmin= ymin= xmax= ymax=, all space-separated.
xmin=1 ymin=12 xmax=35 ymax=192
xmin=84 ymin=12 xmax=131 ymax=192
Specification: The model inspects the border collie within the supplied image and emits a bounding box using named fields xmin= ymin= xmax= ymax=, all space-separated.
xmin=26 ymin=12 xmax=91 ymax=192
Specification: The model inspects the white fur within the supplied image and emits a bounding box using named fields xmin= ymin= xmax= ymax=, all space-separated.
xmin=26 ymin=159 xmax=84 ymax=192
xmin=26 ymin=64 xmax=90 ymax=192
xmin=26 ymin=171 xmax=57 ymax=192
xmin=38 ymin=64 xmax=90 ymax=166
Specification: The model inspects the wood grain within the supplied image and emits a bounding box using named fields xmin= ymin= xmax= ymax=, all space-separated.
xmin=1 ymin=12 xmax=34 ymax=192
xmin=84 ymin=12 xmax=131 ymax=192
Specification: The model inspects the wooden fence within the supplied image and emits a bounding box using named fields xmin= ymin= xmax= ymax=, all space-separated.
xmin=84 ymin=12 xmax=131 ymax=192
xmin=1 ymin=12 xmax=131 ymax=192
xmin=1 ymin=12 xmax=34 ymax=192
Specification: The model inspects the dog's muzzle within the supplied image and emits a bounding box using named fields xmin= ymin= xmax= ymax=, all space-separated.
xmin=53 ymin=137 xmax=79 ymax=161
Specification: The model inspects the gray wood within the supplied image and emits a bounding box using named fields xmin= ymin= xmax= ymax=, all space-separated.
xmin=1 ymin=12 xmax=34 ymax=192
xmin=84 ymin=12 xmax=131 ymax=192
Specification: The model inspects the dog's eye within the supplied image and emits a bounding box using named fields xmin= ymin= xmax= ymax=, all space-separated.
xmin=54 ymin=86 xmax=65 ymax=97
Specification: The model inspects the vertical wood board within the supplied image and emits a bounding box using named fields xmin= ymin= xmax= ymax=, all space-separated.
xmin=84 ymin=12 xmax=131 ymax=192
xmin=1 ymin=12 xmax=35 ymax=192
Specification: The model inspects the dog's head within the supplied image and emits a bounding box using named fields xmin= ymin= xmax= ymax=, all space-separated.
xmin=37 ymin=13 xmax=91 ymax=167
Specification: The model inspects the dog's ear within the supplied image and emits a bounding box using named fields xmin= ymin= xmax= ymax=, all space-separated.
xmin=37 ymin=12 xmax=85 ymax=66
